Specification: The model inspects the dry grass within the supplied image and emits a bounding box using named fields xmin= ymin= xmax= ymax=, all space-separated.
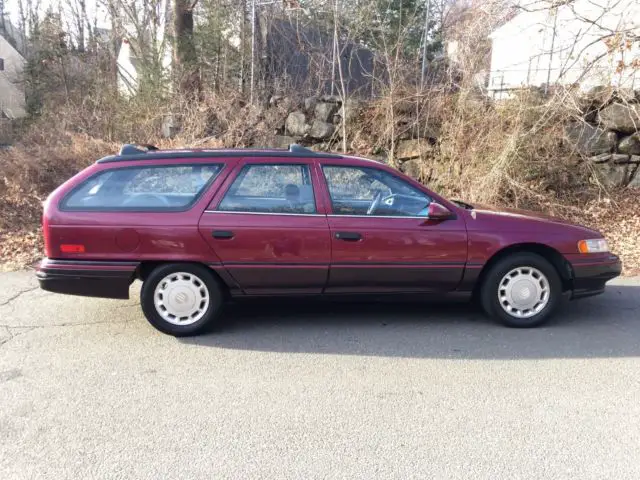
xmin=0 ymin=133 xmax=117 ymax=229
xmin=0 ymin=134 xmax=118 ymax=271
xmin=577 ymin=194 xmax=640 ymax=276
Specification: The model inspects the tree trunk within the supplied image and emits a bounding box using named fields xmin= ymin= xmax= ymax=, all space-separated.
xmin=0 ymin=1 xmax=5 ymax=31
xmin=107 ymin=0 xmax=119 ymax=91
xmin=174 ymin=0 xmax=200 ymax=96
xmin=239 ymin=0 xmax=247 ymax=94
xmin=77 ymin=0 xmax=86 ymax=53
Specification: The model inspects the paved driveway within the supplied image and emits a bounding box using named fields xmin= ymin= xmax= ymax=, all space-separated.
xmin=1 ymin=270 xmax=640 ymax=479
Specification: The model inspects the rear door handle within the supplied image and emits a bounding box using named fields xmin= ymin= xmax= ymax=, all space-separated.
xmin=335 ymin=232 xmax=362 ymax=241
xmin=212 ymin=230 xmax=235 ymax=239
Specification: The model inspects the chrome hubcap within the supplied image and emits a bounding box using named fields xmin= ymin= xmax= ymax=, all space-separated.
xmin=498 ymin=267 xmax=550 ymax=319
xmin=153 ymin=272 xmax=210 ymax=326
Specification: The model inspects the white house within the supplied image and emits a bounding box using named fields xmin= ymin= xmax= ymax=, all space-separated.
xmin=117 ymin=38 xmax=144 ymax=96
xmin=0 ymin=16 xmax=27 ymax=119
xmin=116 ymin=0 xmax=172 ymax=96
xmin=487 ymin=0 xmax=640 ymax=98
xmin=117 ymin=36 xmax=173 ymax=97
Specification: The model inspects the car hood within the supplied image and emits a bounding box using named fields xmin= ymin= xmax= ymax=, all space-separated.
xmin=472 ymin=203 xmax=569 ymax=223
xmin=466 ymin=203 xmax=600 ymax=235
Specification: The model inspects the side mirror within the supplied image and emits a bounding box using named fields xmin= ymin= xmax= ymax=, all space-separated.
xmin=427 ymin=202 xmax=455 ymax=220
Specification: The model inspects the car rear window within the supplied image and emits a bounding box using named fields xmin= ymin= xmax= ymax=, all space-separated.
xmin=62 ymin=164 xmax=223 ymax=211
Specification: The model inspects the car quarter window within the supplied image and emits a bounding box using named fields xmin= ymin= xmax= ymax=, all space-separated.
xmin=217 ymin=164 xmax=316 ymax=214
xmin=322 ymin=165 xmax=432 ymax=217
xmin=62 ymin=164 xmax=223 ymax=210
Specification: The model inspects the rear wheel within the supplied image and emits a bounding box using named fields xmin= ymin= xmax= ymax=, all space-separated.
xmin=141 ymin=263 xmax=224 ymax=336
xmin=480 ymin=253 xmax=562 ymax=328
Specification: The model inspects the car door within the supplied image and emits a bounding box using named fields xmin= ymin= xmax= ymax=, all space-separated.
xmin=198 ymin=159 xmax=331 ymax=295
xmin=320 ymin=163 xmax=468 ymax=293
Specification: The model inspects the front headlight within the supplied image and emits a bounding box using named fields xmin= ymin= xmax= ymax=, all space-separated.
xmin=578 ymin=239 xmax=609 ymax=253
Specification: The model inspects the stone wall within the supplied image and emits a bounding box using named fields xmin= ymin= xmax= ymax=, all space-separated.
xmin=163 ymin=89 xmax=640 ymax=190
xmin=267 ymin=95 xmax=437 ymax=182
xmin=565 ymin=90 xmax=640 ymax=188
xmin=270 ymin=95 xmax=344 ymax=148
xmin=0 ymin=118 xmax=13 ymax=145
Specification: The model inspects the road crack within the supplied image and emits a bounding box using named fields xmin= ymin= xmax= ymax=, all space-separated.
xmin=0 ymin=317 xmax=139 ymax=348
xmin=0 ymin=301 xmax=140 ymax=347
xmin=0 ymin=326 xmax=35 ymax=348
xmin=0 ymin=287 xmax=39 ymax=307
xmin=0 ymin=317 xmax=137 ymax=331
xmin=114 ymin=303 xmax=141 ymax=310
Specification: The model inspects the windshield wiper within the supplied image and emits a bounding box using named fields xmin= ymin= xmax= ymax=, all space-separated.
xmin=452 ymin=199 xmax=474 ymax=210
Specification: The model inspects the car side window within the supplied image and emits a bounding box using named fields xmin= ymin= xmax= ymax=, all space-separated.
xmin=62 ymin=164 xmax=222 ymax=210
xmin=217 ymin=164 xmax=316 ymax=214
xmin=323 ymin=165 xmax=431 ymax=217
xmin=123 ymin=165 xmax=219 ymax=195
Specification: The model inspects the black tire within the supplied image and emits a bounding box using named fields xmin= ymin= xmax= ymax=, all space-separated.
xmin=140 ymin=263 xmax=225 ymax=336
xmin=480 ymin=253 xmax=562 ymax=328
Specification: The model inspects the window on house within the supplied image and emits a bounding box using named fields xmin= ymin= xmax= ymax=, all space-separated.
xmin=0 ymin=58 xmax=5 ymax=71
xmin=491 ymin=73 xmax=504 ymax=87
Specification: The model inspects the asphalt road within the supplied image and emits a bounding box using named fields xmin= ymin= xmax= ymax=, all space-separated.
xmin=1 ymin=270 xmax=640 ymax=480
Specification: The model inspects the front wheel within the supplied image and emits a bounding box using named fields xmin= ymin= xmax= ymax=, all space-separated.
xmin=480 ymin=253 xmax=562 ymax=328
xmin=141 ymin=263 xmax=225 ymax=336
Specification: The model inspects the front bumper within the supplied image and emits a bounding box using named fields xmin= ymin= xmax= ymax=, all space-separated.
xmin=36 ymin=259 xmax=138 ymax=299
xmin=570 ymin=254 xmax=622 ymax=299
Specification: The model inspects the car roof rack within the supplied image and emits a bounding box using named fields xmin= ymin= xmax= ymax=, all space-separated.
xmin=118 ymin=144 xmax=159 ymax=156
xmin=97 ymin=142 xmax=344 ymax=163
xmin=288 ymin=144 xmax=314 ymax=154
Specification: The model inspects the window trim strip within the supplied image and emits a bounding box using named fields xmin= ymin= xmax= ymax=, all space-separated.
xmin=203 ymin=211 xmax=429 ymax=219
xmin=327 ymin=214 xmax=429 ymax=219
xmin=203 ymin=210 xmax=323 ymax=217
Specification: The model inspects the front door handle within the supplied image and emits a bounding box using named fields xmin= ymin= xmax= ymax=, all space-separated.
xmin=212 ymin=230 xmax=235 ymax=239
xmin=335 ymin=232 xmax=362 ymax=241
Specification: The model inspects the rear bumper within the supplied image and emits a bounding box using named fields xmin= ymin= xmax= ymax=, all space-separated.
xmin=36 ymin=259 xmax=138 ymax=299
xmin=570 ymin=254 xmax=622 ymax=300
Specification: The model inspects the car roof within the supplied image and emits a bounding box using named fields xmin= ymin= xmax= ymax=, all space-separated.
xmin=96 ymin=143 xmax=354 ymax=164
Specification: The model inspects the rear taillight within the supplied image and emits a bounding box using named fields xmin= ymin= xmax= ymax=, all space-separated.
xmin=60 ymin=244 xmax=86 ymax=254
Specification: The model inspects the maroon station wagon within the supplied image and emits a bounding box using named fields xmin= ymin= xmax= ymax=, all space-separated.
xmin=37 ymin=144 xmax=621 ymax=336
